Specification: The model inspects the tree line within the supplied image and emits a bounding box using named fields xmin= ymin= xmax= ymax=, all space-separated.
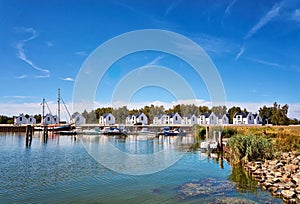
xmin=1 ymin=102 xmax=299 ymax=125
xmin=80 ymin=102 xmax=299 ymax=125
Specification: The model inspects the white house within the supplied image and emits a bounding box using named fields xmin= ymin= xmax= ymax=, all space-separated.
xmin=72 ymin=113 xmax=86 ymax=125
xmin=14 ymin=113 xmax=27 ymax=125
xmin=168 ymin=112 xmax=182 ymax=124
xmin=217 ymin=114 xmax=229 ymax=125
xmin=43 ymin=113 xmax=59 ymax=125
xmin=198 ymin=112 xmax=218 ymax=125
xmin=27 ymin=116 xmax=36 ymax=124
xmin=233 ymin=112 xmax=254 ymax=124
xmin=182 ymin=114 xmax=197 ymax=125
xmin=126 ymin=113 xmax=148 ymax=125
xmin=99 ymin=113 xmax=115 ymax=125
xmin=253 ymin=113 xmax=262 ymax=124
xmin=153 ymin=114 xmax=164 ymax=125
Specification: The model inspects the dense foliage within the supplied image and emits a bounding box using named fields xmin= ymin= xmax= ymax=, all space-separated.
xmin=227 ymin=134 xmax=274 ymax=165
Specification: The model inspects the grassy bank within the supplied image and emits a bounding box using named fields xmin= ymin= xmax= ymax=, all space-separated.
xmin=223 ymin=125 xmax=300 ymax=153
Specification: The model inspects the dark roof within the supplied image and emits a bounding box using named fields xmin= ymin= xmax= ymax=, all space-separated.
xmin=234 ymin=112 xmax=247 ymax=118
xmin=102 ymin=113 xmax=111 ymax=118
xmin=199 ymin=113 xmax=210 ymax=118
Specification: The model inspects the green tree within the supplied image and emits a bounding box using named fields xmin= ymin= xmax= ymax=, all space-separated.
xmin=211 ymin=105 xmax=227 ymax=116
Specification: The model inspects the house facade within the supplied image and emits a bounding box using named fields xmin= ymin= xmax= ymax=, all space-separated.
xmin=218 ymin=114 xmax=229 ymax=125
xmin=233 ymin=112 xmax=255 ymax=124
xmin=253 ymin=113 xmax=263 ymax=124
xmin=72 ymin=113 xmax=86 ymax=125
xmin=168 ymin=112 xmax=182 ymax=124
xmin=182 ymin=114 xmax=197 ymax=125
xmin=43 ymin=113 xmax=59 ymax=125
xmin=99 ymin=113 xmax=115 ymax=125
xmin=126 ymin=113 xmax=148 ymax=125
xmin=27 ymin=116 xmax=36 ymax=124
xmin=14 ymin=114 xmax=28 ymax=125
xmin=198 ymin=112 xmax=218 ymax=125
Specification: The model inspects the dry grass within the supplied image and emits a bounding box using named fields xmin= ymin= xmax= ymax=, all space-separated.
xmin=223 ymin=125 xmax=300 ymax=153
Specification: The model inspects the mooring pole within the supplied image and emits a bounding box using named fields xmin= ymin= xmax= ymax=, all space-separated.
xmin=206 ymin=126 xmax=209 ymax=141
xmin=43 ymin=126 xmax=48 ymax=143
xmin=26 ymin=125 xmax=32 ymax=147
xmin=218 ymin=131 xmax=223 ymax=151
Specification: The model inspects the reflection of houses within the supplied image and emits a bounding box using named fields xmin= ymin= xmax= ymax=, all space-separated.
xmin=99 ymin=113 xmax=115 ymax=125
xmin=198 ymin=112 xmax=218 ymax=125
xmin=43 ymin=113 xmax=59 ymax=125
xmin=182 ymin=114 xmax=197 ymax=125
xmin=233 ymin=112 xmax=254 ymax=124
xmin=253 ymin=113 xmax=262 ymax=124
xmin=126 ymin=113 xmax=148 ymax=125
xmin=72 ymin=113 xmax=86 ymax=125
xmin=14 ymin=114 xmax=27 ymax=125
xmin=217 ymin=114 xmax=229 ymax=125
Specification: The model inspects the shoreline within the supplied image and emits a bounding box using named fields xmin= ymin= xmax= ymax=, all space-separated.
xmin=244 ymin=152 xmax=300 ymax=203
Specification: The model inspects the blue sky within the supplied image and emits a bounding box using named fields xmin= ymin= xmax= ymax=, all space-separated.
xmin=0 ymin=0 xmax=300 ymax=119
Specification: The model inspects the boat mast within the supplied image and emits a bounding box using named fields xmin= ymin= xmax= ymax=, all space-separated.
xmin=58 ymin=88 xmax=60 ymax=124
xmin=42 ymin=98 xmax=45 ymax=125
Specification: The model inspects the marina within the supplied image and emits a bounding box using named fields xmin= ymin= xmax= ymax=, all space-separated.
xmin=0 ymin=132 xmax=282 ymax=203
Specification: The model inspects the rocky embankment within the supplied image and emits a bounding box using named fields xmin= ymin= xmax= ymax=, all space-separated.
xmin=244 ymin=152 xmax=300 ymax=203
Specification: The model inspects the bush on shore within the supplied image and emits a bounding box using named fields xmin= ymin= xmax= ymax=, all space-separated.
xmin=227 ymin=134 xmax=274 ymax=165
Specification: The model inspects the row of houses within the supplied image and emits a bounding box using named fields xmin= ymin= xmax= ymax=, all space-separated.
xmin=14 ymin=111 xmax=263 ymax=126
xmin=14 ymin=113 xmax=86 ymax=125
xmin=98 ymin=112 xmax=263 ymax=125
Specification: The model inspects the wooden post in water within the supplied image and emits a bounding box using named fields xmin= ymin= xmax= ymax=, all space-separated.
xmin=43 ymin=126 xmax=48 ymax=143
xmin=218 ymin=131 xmax=223 ymax=151
xmin=26 ymin=125 xmax=32 ymax=147
xmin=206 ymin=126 xmax=209 ymax=141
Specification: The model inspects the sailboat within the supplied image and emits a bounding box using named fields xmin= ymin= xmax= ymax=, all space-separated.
xmin=35 ymin=88 xmax=74 ymax=132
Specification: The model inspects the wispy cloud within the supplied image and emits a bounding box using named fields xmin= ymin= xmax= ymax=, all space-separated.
xmin=235 ymin=45 xmax=246 ymax=60
xmin=61 ymin=77 xmax=75 ymax=82
xmin=165 ymin=0 xmax=182 ymax=15
xmin=250 ymin=58 xmax=281 ymax=67
xmin=15 ymin=74 xmax=27 ymax=79
xmin=75 ymin=51 xmax=88 ymax=56
xmin=225 ymin=0 xmax=237 ymax=15
xmin=244 ymin=2 xmax=282 ymax=40
xmin=291 ymin=9 xmax=300 ymax=21
xmin=45 ymin=41 xmax=54 ymax=47
xmin=15 ymin=27 xmax=50 ymax=77
xmin=145 ymin=56 xmax=163 ymax=66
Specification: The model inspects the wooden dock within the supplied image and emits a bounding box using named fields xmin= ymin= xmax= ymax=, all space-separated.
xmin=0 ymin=124 xmax=27 ymax=132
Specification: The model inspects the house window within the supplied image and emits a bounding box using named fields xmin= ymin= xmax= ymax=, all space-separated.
xmin=175 ymin=116 xmax=178 ymax=120
xmin=47 ymin=117 xmax=50 ymax=121
xmin=108 ymin=116 xmax=111 ymax=121
xmin=20 ymin=117 xmax=22 ymax=121
xmin=141 ymin=116 xmax=144 ymax=120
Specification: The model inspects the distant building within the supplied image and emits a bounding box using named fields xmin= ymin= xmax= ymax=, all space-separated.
xmin=43 ymin=113 xmax=59 ymax=125
xmin=153 ymin=114 xmax=165 ymax=125
xmin=126 ymin=113 xmax=148 ymax=125
xmin=233 ymin=112 xmax=254 ymax=124
xmin=14 ymin=113 xmax=27 ymax=125
xmin=72 ymin=113 xmax=86 ymax=125
xmin=217 ymin=114 xmax=229 ymax=125
xmin=182 ymin=114 xmax=197 ymax=125
xmin=198 ymin=112 xmax=218 ymax=125
xmin=167 ymin=112 xmax=182 ymax=124
xmin=27 ymin=115 xmax=36 ymax=124
xmin=253 ymin=113 xmax=263 ymax=124
xmin=99 ymin=113 xmax=115 ymax=125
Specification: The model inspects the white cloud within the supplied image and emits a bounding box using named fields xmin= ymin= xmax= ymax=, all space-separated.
xmin=61 ymin=77 xmax=75 ymax=81
xmin=250 ymin=58 xmax=281 ymax=67
xmin=75 ymin=51 xmax=88 ymax=56
xmin=15 ymin=27 xmax=50 ymax=77
xmin=244 ymin=2 xmax=282 ymax=40
xmin=145 ymin=56 xmax=164 ymax=66
xmin=235 ymin=45 xmax=246 ymax=60
xmin=225 ymin=0 xmax=237 ymax=15
xmin=292 ymin=9 xmax=300 ymax=21
xmin=45 ymin=41 xmax=54 ymax=47
xmin=15 ymin=74 xmax=27 ymax=79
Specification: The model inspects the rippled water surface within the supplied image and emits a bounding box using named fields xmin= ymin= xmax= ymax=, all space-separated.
xmin=0 ymin=133 xmax=282 ymax=203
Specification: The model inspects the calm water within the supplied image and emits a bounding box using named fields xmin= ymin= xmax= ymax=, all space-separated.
xmin=0 ymin=133 xmax=282 ymax=203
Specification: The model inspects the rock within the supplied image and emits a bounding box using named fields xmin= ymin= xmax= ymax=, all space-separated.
xmin=295 ymin=186 xmax=300 ymax=194
xmin=275 ymin=172 xmax=282 ymax=178
xmin=276 ymin=162 xmax=284 ymax=169
xmin=282 ymin=189 xmax=295 ymax=199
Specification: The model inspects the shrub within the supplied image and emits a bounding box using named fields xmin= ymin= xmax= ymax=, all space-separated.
xmin=227 ymin=134 xmax=274 ymax=165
